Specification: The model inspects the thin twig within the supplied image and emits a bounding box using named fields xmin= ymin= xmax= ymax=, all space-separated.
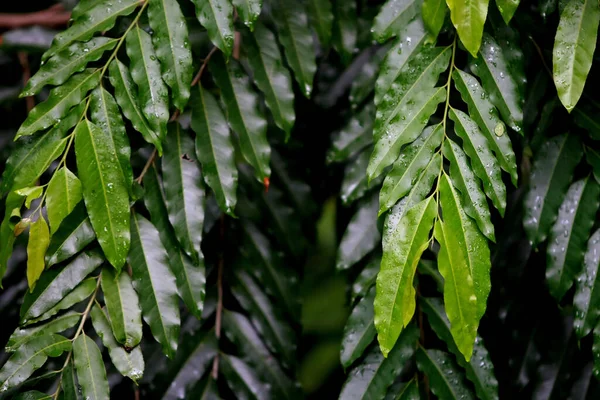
xmin=17 ymin=52 xmax=34 ymax=112
xmin=233 ymin=32 xmax=241 ymax=60
xmin=0 ymin=4 xmax=71 ymax=29
xmin=135 ymin=148 xmax=157 ymax=184
xmin=211 ymin=215 xmax=226 ymax=379
xmin=528 ymin=36 xmax=552 ymax=77
xmin=191 ymin=46 xmax=218 ymax=87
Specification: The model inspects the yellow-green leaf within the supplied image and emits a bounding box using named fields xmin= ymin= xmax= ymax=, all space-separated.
xmin=46 ymin=167 xmax=82 ymax=234
xmin=26 ymin=217 xmax=50 ymax=291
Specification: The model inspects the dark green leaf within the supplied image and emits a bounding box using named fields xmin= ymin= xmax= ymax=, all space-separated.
xmin=574 ymin=229 xmax=600 ymax=338
xmin=422 ymin=0 xmax=447 ymax=39
xmin=495 ymin=0 xmax=520 ymax=23
xmin=350 ymin=50 xmax=387 ymax=109
xmin=45 ymin=202 xmax=95 ymax=268
xmin=13 ymin=391 xmax=51 ymax=400
xmin=27 ymin=278 xmax=97 ymax=325
xmin=73 ymin=333 xmax=109 ymax=400
xmin=523 ymin=133 xmax=582 ymax=246
xmin=233 ymin=0 xmax=262 ymax=29
xmin=306 ymin=0 xmax=333 ymax=47
xmin=192 ymin=0 xmax=234 ymax=56
xmin=130 ymin=213 xmax=180 ymax=359
xmin=71 ymin=0 xmax=101 ymax=21
xmin=261 ymin=186 xmax=305 ymax=257
xmin=327 ymin=104 xmax=374 ymax=165
xmin=340 ymin=148 xmax=374 ymax=205
xmin=586 ymin=147 xmax=600 ymax=183
xmin=340 ymin=287 xmax=376 ymax=368
xmin=221 ymin=354 xmax=270 ymax=399
xmin=27 ymin=217 xmax=50 ymax=290
xmin=0 ymin=194 xmax=24 ymax=280
xmin=6 ymin=311 xmax=80 ymax=352
xmin=60 ymin=360 xmax=79 ymax=400
xmin=46 ymin=167 xmax=82 ymax=234
xmin=352 ymin=255 xmax=380 ymax=302
xmin=372 ymin=0 xmax=422 ymax=43
xmin=75 ymin=119 xmax=130 ymax=270
xmin=331 ymin=0 xmax=357 ymax=65
xmin=416 ymin=348 xmax=476 ymax=400
xmin=386 ymin=378 xmax=420 ymax=400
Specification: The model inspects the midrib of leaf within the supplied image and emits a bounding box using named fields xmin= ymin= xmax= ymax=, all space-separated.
xmin=421 ymin=348 xmax=461 ymax=398
xmin=2 ymin=340 xmax=70 ymax=384
xmin=199 ymin=89 xmax=226 ymax=190
xmin=564 ymin=1 xmax=586 ymax=102
xmin=209 ymin=0 xmax=228 ymax=47
xmin=280 ymin=3 xmax=309 ymax=83
xmin=81 ymin=336 xmax=99 ymax=398
xmin=135 ymin=28 xmax=160 ymax=106
xmin=98 ymin=88 xmax=126 ymax=183
xmin=64 ymin=170 xmax=72 ymax=212
xmin=113 ymin=276 xmax=127 ymax=342
xmin=157 ymin=0 xmax=186 ymax=93
xmin=173 ymin=126 xmax=195 ymax=248
xmin=114 ymin=64 xmax=153 ymax=133
xmin=447 ymin=180 xmax=477 ymax=289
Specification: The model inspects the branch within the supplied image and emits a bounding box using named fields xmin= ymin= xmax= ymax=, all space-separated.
xmin=18 ymin=52 xmax=34 ymax=112
xmin=0 ymin=5 xmax=71 ymax=29
xmin=191 ymin=46 xmax=218 ymax=87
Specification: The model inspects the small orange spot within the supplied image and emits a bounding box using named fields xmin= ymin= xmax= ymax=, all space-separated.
xmin=263 ymin=177 xmax=270 ymax=193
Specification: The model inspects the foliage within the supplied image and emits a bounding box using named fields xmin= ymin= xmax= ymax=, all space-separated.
xmin=0 ymin=0 xmax=599 ymax=398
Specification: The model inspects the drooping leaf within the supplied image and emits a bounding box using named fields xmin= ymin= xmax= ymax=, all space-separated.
xmin=372 ymin=0 xmax=422 ymax=43
xmin=374 ymin=196 xmax=436 ymax=356
xmin=379 ymin=125 xmax=443 ymax=214
xmin=108 ymin=59 xmax=159 ymax=152
xmin=232 ymin=0 xmax=262 ymax=29
xmin=15 ymin=186 xmax=43 ymax=209
xmin=6 ymin=311 xmax=80 ymax=352
xmin=421 ymin=297 xmax=499 ymax=400
xmin=20 ymin=250 xmax=102 ymax=321
xmin=416 ymin=348 xmax=476 ymax=400
xmin=90 ymin=306 xmax=144 ymax=382
xmin=100 ymin=267 xmax=143 ymax=348
xmin=339 ymin=324 xmax=419 ymax=399
xmin=352 ymin=255 xmax=380 ymax=302
xmin=446 ymin=0 xmax=488 ymax=56
xmin=435 ymin=174 xmax=486 ymax=360
xmin=495 ymin=0 xmax=520 ymax=23
xmin=60 ymin=360 xmax=79 ymax=400
xmin=27 ymin=278 xmax=97 ymax=325
xmin=574 ymin=229 xmax=600 ymax=338
xmin=27 ymin=217 xmax=50 ymax=290
xmin=422 ymin=0 xmax=448 ymax=39
xmin=45 ymin=202 xmax=95 ymax=268
xmin=470 ymin=33 xmax=523 ymax=132
xmin=192 ymin=0 xmax=234 ymax=56
xmin=340 ymin=287 xmax=376 ymax=369
xmin=443 ymin=140 xmax=495 ymax=242
xmin=270 ymin=0 xmax=317 ymax=97
xmin=340 ymin=148 xmax=374 ymax=205
xmin=327 ymin=104 xmax=374 ymax=165
xmin=89 ymin=86 xmax=133 ymax=193
xmin=143 ymin=165 xmax=206 ymax=318
xmin=306 ymin=0 xmax=334 ymax=47
xmin=162 ymin=123 xmax=205 ymax=262
xmin=75 ymin=119 xmax=130 ymax=271
xmin=331 ymin=0 xmax=357 ymax=65
xmin=0 ymin=334 xmax=71 ymax=391
xmin=210 ymin=53 xmax=271 ymax=180
xmin=16 ymin=69 xmax=100 ymax=138
xmin=130 ymin=213 xmax=180 ymax=359
xmin=148 ymin=0 xmax=193 ymax=110
xmin=552 ymin=0 xmax=600 ymax=112
xmin=244 ymin=22 xmax=296 ymax=138
xmin=452 ymin=69 xmax=518 ymax=186
xmin=221 ymin=354 xmax=271 ymax=399
xmin=368 ymin=45 xmax=451 ymax=180
xmin=336 ymin=193 xmax=381 ymax=271
xmin=46 ymin=167 xmax=82 ymax=234
xmin=73 ymin=333 xmax=110 ymax=400
xmin=523 ymin=133 xmax=582 ymax=246
xmin=191 ymin=84 xmax=238 ymax=216
xmin=546 ymin=177 xmax=600 ymax=301
xmin=44 ymin=0 xmax=140 ymax=58
xmin=126 ymin=26 xmax=169 ymax=152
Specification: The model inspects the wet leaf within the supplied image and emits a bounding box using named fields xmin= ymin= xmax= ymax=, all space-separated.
xmin=372 ymin=0 xmax=422 ymax=43
xmin=416 ymin=348 xmax=476 ymax=400
xmin=306 ymin=0 xmax=333 ymax=47
xmin=446 ymin=0 xmax=489 ymax=56
xmin=340 ymin=287 xmax=376 ymax=368
xmin=46 ymin=167 xmax=82 ymax=234
xmin=574 ymin=229 xmax=600 ymax=338
xmin=27 ymin=217 xmax=50 ymax=291
xmin=6 ymin=311 xmax=80 ymax=352
xmin=232 ymin=0 xmax=262 ymax=29
xmin=45 ymin=202 xmax=95 ymax=268
xmin=422 ymin=0 xmax=448 ymax=39
xmin=73 ymin=334 xmax=109 ymax=400
xmin=192 ymin=0 xmax=234 ymax=56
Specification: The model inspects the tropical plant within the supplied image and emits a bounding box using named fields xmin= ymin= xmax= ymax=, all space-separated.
xmin=0 ymin=0 xmax=599 ymax=398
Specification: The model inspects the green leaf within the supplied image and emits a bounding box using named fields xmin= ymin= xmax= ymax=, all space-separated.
xmin=523 ymin=133 xmax=582 ymax=246
xmin=1 ymin=104 xmax=82 ymax=196
xmin=148 ymin=0 xmax=193 ymax=110
xmin=340 ymin=148 xmax=375 ymax=205
xmin=495 ymin=0 xmax=520 ymax=23
xmin=586 ymin=147 xmax=600 ymax=183
xmin=27 ymin=217 xmax=50 ymax=290
xmin=143 ymin=165 xmax=206 ymax=318
xmin=71 ymin=0 xmax=101 ymax=21
xmin=0 ymin=334 xmax=71 ymax=391
xmin=350 ymin=50 xmax=387 ymax=109
xmin=46 ymin=202 xmax=95 ymax=268
xmin=43 ymin=0 xmax=140 ymax=58
xmin=339 ymin=324 xmax=419 ymax=399
xmin=327 ymin=104 xmax=374 ymax=164
xmin=0 ymin=194 xmax=23 ymax=285
xmin=375 ymin=19 xmax=428 ymax=106
xmin=422 ymin=0 xmax=448 ymax=39
xmin=352 ymin=256 xmax=380 ymax=302
xmin=435 ymin=174 xmax=486 ymax=360
xmin=553 ymin=0 xmax=600 ymax=112
xmin=22 ymin=37 xmax=117 ymax=97
xmin=386 ymin=379 xmax=420 ymax=400
xmin=416 ymin=348 xmax=476 ymax=400
xmin=261 ymin=186 xmax=306 ymax=257
xmin=233 ymin=0 xmax=262 ymax=29
xmin=15 ymin=186 xmax=43 ymax=209
xmin=374 ymin=196 xmax=436 ymax=356
xmin=16 ymin=69 xmax=99 ymax=138
xmin=130 ymin=213 xmax=180 ymax=359
xmin=270 ymin=0 xmax=317 ymax=97
xmin=60 ymin=360 xmax=79 ymax=400
xmin=222 ymin=311 xmax=301 ymax=399
xmin=27 ymin=278 xmax=97 ymax=325
xmin=221 ymin=354 xmax=270 ymax=399
xmin=594 ymin=322 xmax=600 ymax=378
xmin=421 ymin=297 xmax=499 ymax=400
xmin=20 ymin=250 xmax=102 ymax=321
xmin=336 ymin=193 xmax=381 ymax=271
xmin=231 ymin=268 xmax=295 ymax=367
xmin=100 ymin=267 xmax=143 ymax=348
xmin=192 ymin=0 xmax=234 ymax=56
xmin=90 ymin=306 xmax=144 ymax=382
xmin=89 ymin=87 xmax=133 ymax=192
xmin=546 ymin=177 xmax=600 ymax=301
xmin=46 ymin=167 xmax=82 ymax=234
xmin=306 ymin=0 xmax=333 ymax=47
xmin=108 ymin=59 xmax=159 ymax=152
xmin=369 ymin=45 xmax=451 ymax=180
xmin=191 ymin=84 xmax=238 ymax=216
xmin=332 ymin=0 xmax=357 ymax=65
xmin=210 ymin=53 xmax=271 ymax=180
xmin=446 ymin=0 xmax=488 ymax=56
xmin=443 ymin=140 xmax=495 ymax=242
xmin=340 ymin=287 xmax=376 ymax=369
xmin=452 ymin=69 xmax=518 ymax=186
xmin=75 ymin=119 xmax=130 ymax=270
xmin=372 ymin=0 xmax=422 ymax=43
xmin=126 ymin=26 xmax=169 ymax=151
xmin=470 ymin=34 xmax=523 ymax=132
xmin=244 ymin=22 xmax=296 ymax=138
xmin=379 ymin=125 xmax=443 ymax=214
xmin=162 ymin=123 xmax=205 ymax=261
xmin=6 ymin=311 xmax=80 ymax=353
xmin=574 ymin=229 xmax=600 ymax=338
xmin=73 ymin=334 xmax=109 ymax=400
xmin=13 ymin=391 xmax=51 ymax=400
xmin=450 ymin=108 xmax=506 ymax=215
